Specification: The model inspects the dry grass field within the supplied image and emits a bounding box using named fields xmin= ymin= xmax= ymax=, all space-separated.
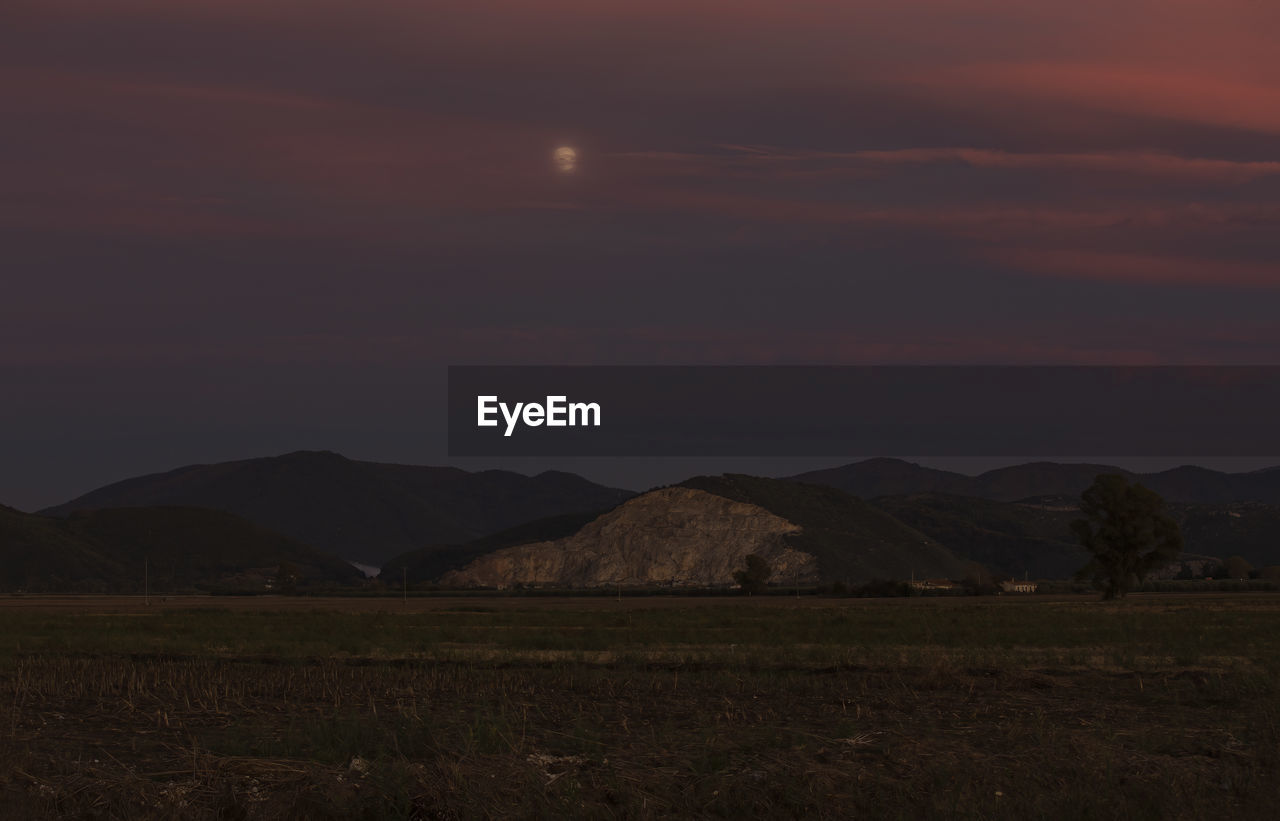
xmin=2 ymin=593 xmax=1278 ymax=819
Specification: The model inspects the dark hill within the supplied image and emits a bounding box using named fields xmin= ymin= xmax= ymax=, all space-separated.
xmin=871 ymin=493 xmax=1280 ymax=577
xmin=787 ymin=459 xmax=975 ymax=499
xmin=0 ymin=504 xmax=124 ymax=591
xmin=381 ymin=509 xmax=605 ymax=585
xmin=793 ymin=459 xmax=1280 ymax=504
xmin=1175 ymin=502 xmax=1280 ymax=568
xmin=1145 ymin=466 xmax=1280 ymax=504
xmin=0 ymin=504 xmax=361 ymax=593
xmin=972 ymin=463 xmax=1125 ymax=501
xmin=678 ymin=474 xmax=965 ymax=583
xmin=42 ymin=451 xmax=636 ymax=566
xmin=870 ymin=494 xmax=1086 ymax=580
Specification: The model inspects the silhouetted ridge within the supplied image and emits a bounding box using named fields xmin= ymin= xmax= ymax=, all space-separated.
xmin=43 ymin=451 xmax=635 ymax=565
xmin=793 ymin=459 xmax=1280 ymax=503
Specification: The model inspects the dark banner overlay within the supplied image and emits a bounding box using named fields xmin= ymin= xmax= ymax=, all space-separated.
xmin=448 ymin=366 xmax=1280 ymax=457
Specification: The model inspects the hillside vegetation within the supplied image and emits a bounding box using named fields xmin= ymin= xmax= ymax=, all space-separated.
xmin=675 ymin=474 xmax=966 ymax=583
xmin=870 ymin=493 xmax=1086 ymax=579
xmin=381 ymin=510 xmax=604 ymax=585
xmin=42 ymin=451 xmax=635 ymax=566
xmin=794 ymin=458 xmax=1280 ymax=504
xmin=0 ymin=504 xmax=361 ymax=593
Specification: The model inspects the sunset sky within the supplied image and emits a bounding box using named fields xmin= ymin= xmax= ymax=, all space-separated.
xmin=4 ymin=1 xmax=1279 ymax=508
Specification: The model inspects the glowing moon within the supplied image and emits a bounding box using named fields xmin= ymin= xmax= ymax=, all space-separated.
xmin=554 ymin=146 xmax=577 ymax=173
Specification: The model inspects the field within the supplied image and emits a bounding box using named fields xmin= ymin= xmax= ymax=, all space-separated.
xmin=1 ymin=594 xmax=1278 ymax=819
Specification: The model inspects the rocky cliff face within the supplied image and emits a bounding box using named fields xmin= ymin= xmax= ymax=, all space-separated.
xmin=440 ymin=487 xmax=819 ymax=588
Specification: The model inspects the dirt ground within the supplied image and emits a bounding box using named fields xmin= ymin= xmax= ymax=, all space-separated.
xmin=1 ymin=594 xmax=1277 ymax=819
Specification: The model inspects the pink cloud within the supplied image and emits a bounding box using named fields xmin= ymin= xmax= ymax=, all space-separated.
xmin=9 ymin=322 xmax=1267 ymax=368
xmin=907 ymin=62 xmax=1280 ymax=136
xmin=610 ymin=145 xmax=1280 ymax=184
xmin=993 ymin=249 xmax=1280 ymax=290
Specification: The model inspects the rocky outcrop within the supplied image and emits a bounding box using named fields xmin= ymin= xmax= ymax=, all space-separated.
xmin=440 ymin=487 xmax=818 ymax=588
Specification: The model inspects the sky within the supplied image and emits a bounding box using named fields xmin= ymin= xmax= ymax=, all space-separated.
xmin=3 ymin=1 xmax=1280 ymax=509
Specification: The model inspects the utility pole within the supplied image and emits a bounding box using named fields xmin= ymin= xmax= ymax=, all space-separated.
xmin=403 ymin=567 xmax=408 ymax=604
xmin=144 ymin=557 xmax=149 ymax=606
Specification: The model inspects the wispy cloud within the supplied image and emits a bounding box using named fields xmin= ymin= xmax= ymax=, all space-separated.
xmin=610 ymin=145 xmax=1280 ymax=184
xmin=907 ymin=62 xmax=1280 ymax=137
xmin=992 ymin=249 xmax=1280 ymax=290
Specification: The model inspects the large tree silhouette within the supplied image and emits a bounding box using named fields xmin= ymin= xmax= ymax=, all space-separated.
xmin=733 ymin=554 xmax=773 ymax=595
xmin=1072 ymin=474 xmax=1182 ymax=600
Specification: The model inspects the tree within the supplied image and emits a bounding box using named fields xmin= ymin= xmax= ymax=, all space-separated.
xmin=1072 ymin=474 xmax=1182 ymax=600
xmin=1223 ymin=555 xmax=1254 ymax=580
xmin=733 ymin=554 xmax=773 ymax=595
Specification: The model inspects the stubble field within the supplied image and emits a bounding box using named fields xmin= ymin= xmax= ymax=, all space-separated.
xmin=1 ymin=593 xmax=1278 ymax=819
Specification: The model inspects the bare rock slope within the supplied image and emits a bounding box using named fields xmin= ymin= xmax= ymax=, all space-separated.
xmin=442 ymin=487 xmax=818 ymax=588
xmin=438 ymin=475 xmax=966 ymax=588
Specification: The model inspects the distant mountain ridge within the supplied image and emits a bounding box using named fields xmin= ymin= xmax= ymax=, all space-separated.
xmin=42 ymin=451 xmax=636 ymax=566
xmin=792 ymin=459 xmax=1280 ymax=504
xmin=34 ymin=455 xmax=1280 ymax=585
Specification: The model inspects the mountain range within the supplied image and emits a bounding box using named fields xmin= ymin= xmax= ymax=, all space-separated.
xmin=792 ymin=459 xmax=1280 ymax=504
xmin=13 ymin=455 xmax=1280 ymax=590
xmin=42 ymin=450 xmax=635 ymax=565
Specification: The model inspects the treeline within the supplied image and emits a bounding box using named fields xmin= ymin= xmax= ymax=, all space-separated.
xmin=1036 ymin=578 xmax=1280 ymax=594
xmin=1172 ymin=556 xmax=1280 ymax=581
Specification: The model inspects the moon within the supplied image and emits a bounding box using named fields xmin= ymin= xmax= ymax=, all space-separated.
xmin=554 ymin=146 xmax=577 ymax=173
